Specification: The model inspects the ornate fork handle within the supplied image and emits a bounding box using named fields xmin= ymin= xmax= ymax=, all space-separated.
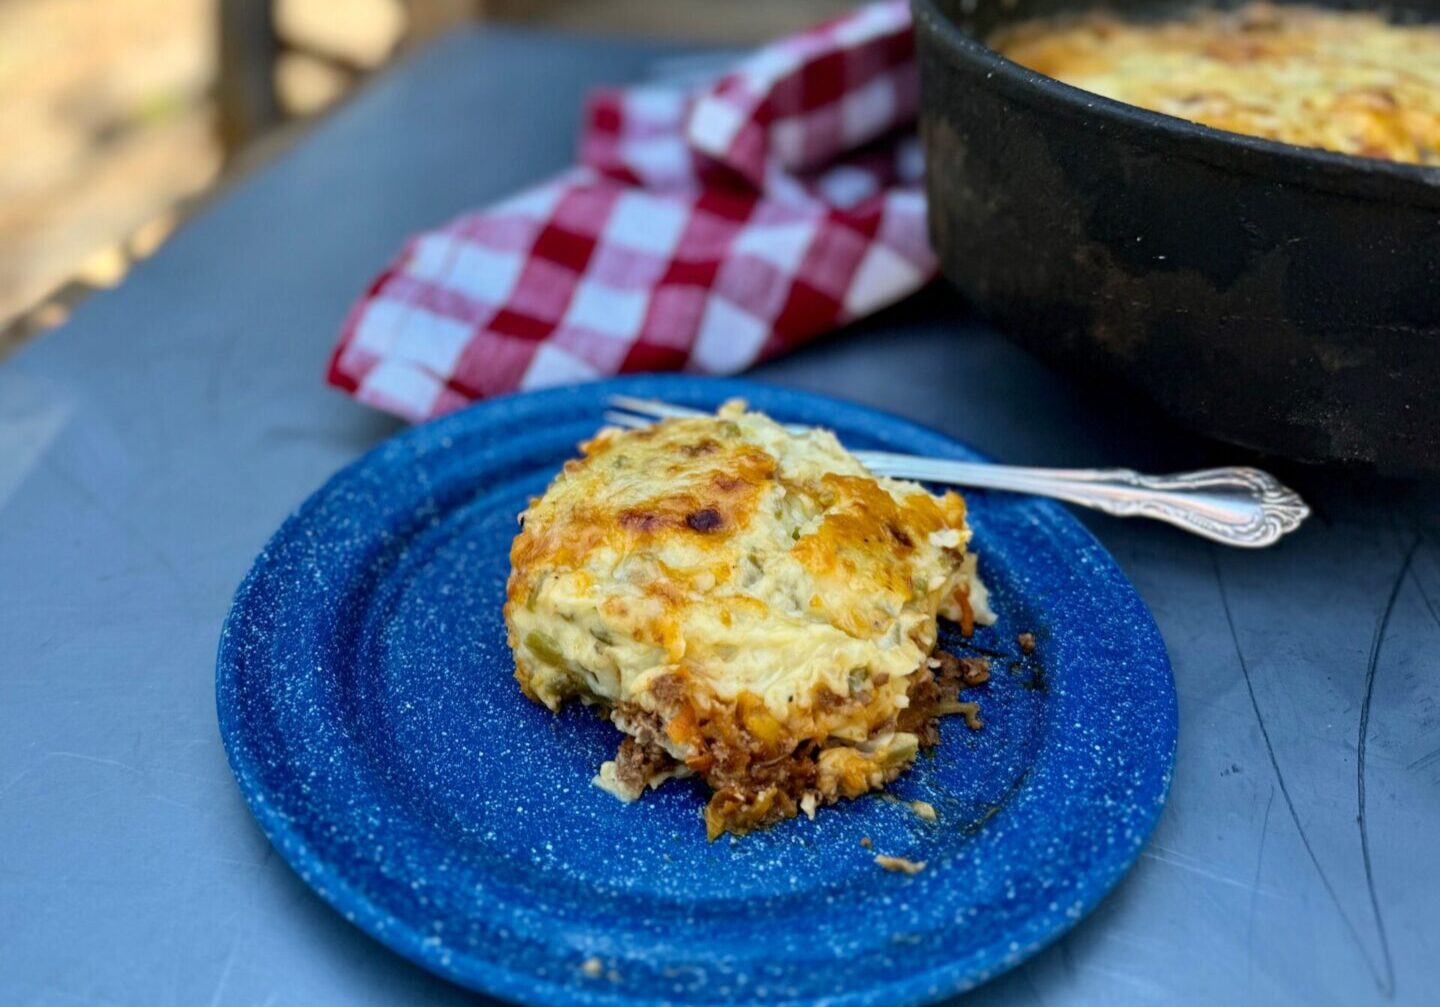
xmin=855 ymin=453 xmax=1310 ymax=548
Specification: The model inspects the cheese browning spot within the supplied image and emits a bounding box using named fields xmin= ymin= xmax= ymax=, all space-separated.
xmin=619 ymin=510 xmax=666 ymax=533
xmin=686 ymin=508 xmax=723 ymax=533
xmin=681 ymin=439 xmax=721 ymax=457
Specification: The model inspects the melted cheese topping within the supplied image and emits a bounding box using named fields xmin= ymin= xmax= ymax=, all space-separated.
xmin=508 ymin=402 xmax=985 ymax=717
xmin=504 ymin=403 xmax=993 ymax=835
xmin=992 ymin=4 xmax=1440 ymax=166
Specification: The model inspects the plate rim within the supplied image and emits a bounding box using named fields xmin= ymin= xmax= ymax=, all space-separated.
xmin=217 ymin=374 xmax=1177 ymax=1007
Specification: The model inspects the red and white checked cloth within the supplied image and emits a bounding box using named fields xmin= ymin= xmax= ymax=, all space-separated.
xmin=328 ymin=0 xmax=933 ymax=421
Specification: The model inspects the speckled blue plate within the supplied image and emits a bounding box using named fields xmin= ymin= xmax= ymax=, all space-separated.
xmin=217 ymin=375 xmax=1175 ymax=1006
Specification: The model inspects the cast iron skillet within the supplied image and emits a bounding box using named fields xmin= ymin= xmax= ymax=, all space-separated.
xmin=914 ymin=0 xmax=1440 ymax=474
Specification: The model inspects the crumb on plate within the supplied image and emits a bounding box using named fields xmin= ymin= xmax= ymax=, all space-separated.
xmin=875 ymin=854 xmax=927 ymax=874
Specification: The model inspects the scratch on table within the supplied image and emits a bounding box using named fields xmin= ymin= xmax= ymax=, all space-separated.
xmin=1409 ymin=558 xmax=1440 ymax=634
xmin=1407 ymin=746 xmax=1440 ymax=772
xmin=206 ymin=939 xmax=240 ymax=1007
xmin=46 ymin=750 xmax=146 ymax=775
xmin=42 ymin=453 xmax=191 ymax=592
xmin=1194 ymin=882 xmax=1230 ymax=918
xmin=0 ymin=382 xmax=72 ymax=510
xmin=1073 ymin=962 xmax=1166 ymax=996
xmin=47 ymin=991 xmax=124 ymax=1007
xmin=0 ymin=763 xmax=41 ymax=799
xmin=1212 ymin=547 xmax=1394 ymax=998
xmin=1247 ymin=785 xmax=1276 ymax=977
xmin=182 ymin=851 xmax=273 ymax=870
xmin=1353 ymin=536 xmax=1417 ymax=1000
xmin=148 ymin=792 xmax=200 ymax=813
xmin=204 ymin=324 xmax=244 ymax=411
xmin=1097 ymin=929 xmax=1167 ymax=953
xmin=1020 ymin=968 xmax=1052 ymax=1007
xmin=149 ymin=767 xmax=213 ymax=783
xmin=1141 ymin=844 xmax=1277 ymax=895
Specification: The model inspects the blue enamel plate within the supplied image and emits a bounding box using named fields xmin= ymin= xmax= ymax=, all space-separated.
xmin=217 ymin=375 xmax=1176 ymax=1006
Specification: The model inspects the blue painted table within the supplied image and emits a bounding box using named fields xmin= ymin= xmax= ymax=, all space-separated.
xmin=1 ymin=26 xmax=1436 ymax=1007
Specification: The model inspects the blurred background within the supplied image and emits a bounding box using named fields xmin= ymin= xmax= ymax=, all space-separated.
xmin=0 ymin=0 xmax=853 ymax=359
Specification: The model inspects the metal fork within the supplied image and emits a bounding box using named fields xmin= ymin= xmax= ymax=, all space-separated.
xmin=603 ymin=396 xmax=1310 ymax=548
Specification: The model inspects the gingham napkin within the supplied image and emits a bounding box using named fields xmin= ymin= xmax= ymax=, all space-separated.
xmin=328 ymin=0 xmax=931 ymax=421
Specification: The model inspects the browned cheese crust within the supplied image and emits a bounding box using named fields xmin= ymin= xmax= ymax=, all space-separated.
xmin=504 ymin=405 xmax=993 ymax=838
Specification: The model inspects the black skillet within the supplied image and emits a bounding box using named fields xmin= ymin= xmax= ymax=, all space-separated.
xmin=913 ymin=0 xmax=1440 ymax=474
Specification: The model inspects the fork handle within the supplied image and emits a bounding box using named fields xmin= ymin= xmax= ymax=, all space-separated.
xmin=856 ymin=454 xmax=1310 ymax=548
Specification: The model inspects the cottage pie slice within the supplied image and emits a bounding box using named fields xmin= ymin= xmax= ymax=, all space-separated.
xmin=504 ymin=402 xmax=994 ymax=838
